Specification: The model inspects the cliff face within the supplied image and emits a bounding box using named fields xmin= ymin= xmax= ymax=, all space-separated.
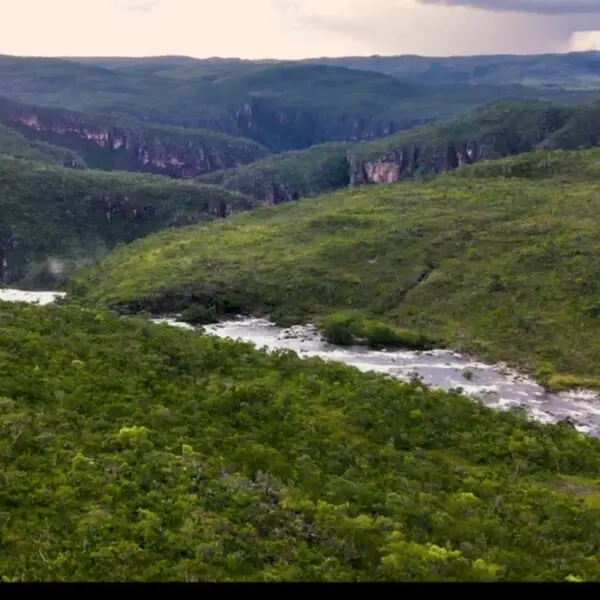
xmin=205 ymin=127 xmax=577 ymax=205
xmin=233 ymin=97 xmax=429 ymax=152
xmin=349 ymin=103 xmax=573 ymax=185
xmin=201 ymin=138 xmax=520 ymax=205
xmin=0 ymin=97 xmax=269 ymax=178
xmin=349 ymin=140 xmax=492 ymax=185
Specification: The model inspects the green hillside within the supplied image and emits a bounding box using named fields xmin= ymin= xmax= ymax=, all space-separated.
xmin=198 ymin=99 xmax=600 ymax=202
xmin=307 ymin=51 xmax=600 ymax=90
xmin=73 ymin=149 xmax=600 ymax=391
xmin=0 ymin=156 xmax=253 ymax=287
xmin=0 ymin=95 xmax=268 ymax=178
xmin=1 ymin=300 xmax=600 ymax=581
xmin=0 ymin=123 xmax=84 ymax=166
xmin=1 ymin=56 xmax=597 ymax=153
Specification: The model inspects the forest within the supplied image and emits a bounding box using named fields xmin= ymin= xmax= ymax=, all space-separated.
xmin=0 ymin=156 xmax=252 ymax=286
xmin=3 ymin=49 xmax=600 ymax=582
xmin=1 ymin=300 xmax=600 ymax=581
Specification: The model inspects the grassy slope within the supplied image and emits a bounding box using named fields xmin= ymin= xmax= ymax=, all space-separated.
xmin=1 ymin=300 xmax=600 ymax=581
xmin=0 ymin=123 xmax=83 ymax=165
xmin=0 ymin=156 xmax=253 ymax=287
xmin=73 ymin=149 xmax=600 ymax=390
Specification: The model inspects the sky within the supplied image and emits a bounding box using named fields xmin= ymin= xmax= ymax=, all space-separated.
xmin=2 ymin=0 xmax=600 ymax=58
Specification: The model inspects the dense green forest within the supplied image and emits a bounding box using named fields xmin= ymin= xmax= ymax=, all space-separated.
xmin=0 ymin=55 xmax=597 ymax=152
xmin=73 ymin=149 xmax=600 ymax=391
xmin=1 ymin=300 xmax=600 ymax=581
xmin=198 ymin=99 xmax=600 ymax=202
xmin=0 ymin=156 xmax=253 ymax=287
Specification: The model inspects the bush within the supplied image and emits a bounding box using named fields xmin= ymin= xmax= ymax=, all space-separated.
xmin=179 ymin=303 xmax=218 ymax=325
xmin=320 ymin=311 xmax=438 ymax=350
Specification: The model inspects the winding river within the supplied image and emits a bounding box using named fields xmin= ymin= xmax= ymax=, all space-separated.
xmin=4 ymin=288 xmax=600 ymax=437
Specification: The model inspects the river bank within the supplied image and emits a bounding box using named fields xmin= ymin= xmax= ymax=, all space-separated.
xmin=3 ymin=288 xmax=600 ymax=437
xmin=152 ymin=315 xmax=600 ymax=437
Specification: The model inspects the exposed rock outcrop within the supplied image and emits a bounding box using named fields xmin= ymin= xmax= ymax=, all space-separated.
xmin=349 ymin=140 xmax=494 ymax=185
xmin=0 ymin=97 xmax=269 ymax=178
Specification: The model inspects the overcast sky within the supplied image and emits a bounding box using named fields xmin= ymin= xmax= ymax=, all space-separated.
xmin=2 ymin=0 xmax=600 ymax=58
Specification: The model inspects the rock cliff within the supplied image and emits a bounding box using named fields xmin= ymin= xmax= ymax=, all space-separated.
xmin=233 ymin=96 xmax=430 ymax=152
xmin=348 ymin=140 xmax=490 ymax=185
xmin=0 ymin=97 xmax=270 ymax=178
xmin=205 ymin=99 xmax=588 ymax=203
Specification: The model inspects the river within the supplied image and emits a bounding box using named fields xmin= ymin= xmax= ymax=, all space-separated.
xmin=3 ymin=288 xmax=600 ymax=437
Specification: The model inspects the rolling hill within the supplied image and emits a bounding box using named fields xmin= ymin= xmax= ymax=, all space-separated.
xmin=0 ymin=156 xmax=253 ymax=287
xmin=1 ymin=55 xmax=598 ymax=154
xmin=306 ymin=51 xmax=600 ymax=90
xmin=68 ymin=52 xmax=600 ymax=90
xmin=72 ymin=148 xmax=600 ymax=391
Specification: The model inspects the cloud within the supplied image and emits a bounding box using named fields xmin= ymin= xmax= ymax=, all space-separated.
xmin=417 ymin=1 xmax=600 ymax=15
xmin=2 ymin=0 xmax=600 ymax=59
xmin=571 ymin=31 xmax=600 ymax=50
xmin=288 ymin=0 xmax=598 ymax=55
xmin=118 ymin=1 xmax=157 ymax=11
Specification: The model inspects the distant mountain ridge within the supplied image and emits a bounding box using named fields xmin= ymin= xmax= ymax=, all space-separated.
xmin=0 ymin=54 xmax=598 ymax=156
xmin=65 ymin=51 xmax=600 ymax=90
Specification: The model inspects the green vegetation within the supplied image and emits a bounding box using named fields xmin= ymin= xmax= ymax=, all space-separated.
xmin=1 ymin=56 xmax=596 ymax=153
xmin=199 ymin=99 xmax=600 ymax=202
xmin=0 ymin=95 xmax=268 ymax=177
xmin=73 ymin=148 xmax=600 ymax=389
xmin=2 ymin=300 xmax=600 ymax=581
xmin=0 ymin=156 xmax=253 ymax=287
xmin=8 ymin=51 xmax=600 ymax=583
xmin=0 ymin=123 xmax=83 ymax=166
xmin=198 ymin=142 xmax=350 ymax=201
xmin=319 ymin=311 xmax=439 ymax=350
xmin=307 ymin=51 xmax=600 ymax=90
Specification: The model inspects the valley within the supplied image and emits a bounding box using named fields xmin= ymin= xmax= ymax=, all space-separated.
xmin=6 ymin=288 xmax=600 ymax=435
xmin=3 ymin=47 xmax=600 ymax=582
xmin=71 ymin=149 xmax=600 ymax=392
xmin=0 ymin=155 xmax=253 ymax=287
